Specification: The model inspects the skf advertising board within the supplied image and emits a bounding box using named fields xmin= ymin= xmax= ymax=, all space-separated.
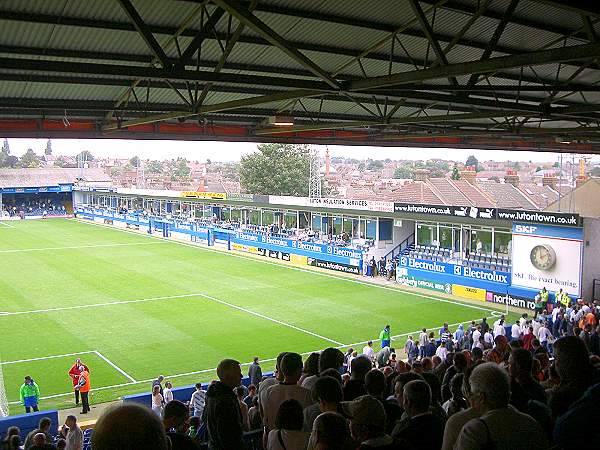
xmin=511 ymin=223 xmax=583 ymax=296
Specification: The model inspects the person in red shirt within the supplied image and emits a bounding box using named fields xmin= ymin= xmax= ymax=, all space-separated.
xmin=523 ymin=326 xmax=535 ymax=350
xmin=68 ymin=359 xmax=89 ymax=406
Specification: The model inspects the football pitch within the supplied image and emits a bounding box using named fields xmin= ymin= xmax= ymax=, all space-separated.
xmin=0 ymin=219 xmax=504 ymax=413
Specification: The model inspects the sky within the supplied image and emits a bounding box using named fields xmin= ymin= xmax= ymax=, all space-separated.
xmin=4 ymin=138 xmax=598 ymax=164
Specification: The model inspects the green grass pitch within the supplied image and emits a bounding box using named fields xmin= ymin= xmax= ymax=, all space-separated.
xmin=0 ymin=219 xmax=505 ymax=414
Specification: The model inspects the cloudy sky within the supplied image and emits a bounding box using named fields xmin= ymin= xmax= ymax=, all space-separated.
xmin=4 ymin=138 xmax=597 ymax=164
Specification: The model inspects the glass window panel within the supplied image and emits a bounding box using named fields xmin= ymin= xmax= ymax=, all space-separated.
xmin=417 ymin=224 xmax=434 ymax=245
xmin=439 ymin=226 xmax=453 ymax=249
xmin=494 ymin=231 xmax=512 ymax=257
xmin=284 ymin=211 xmax=297 ymax=229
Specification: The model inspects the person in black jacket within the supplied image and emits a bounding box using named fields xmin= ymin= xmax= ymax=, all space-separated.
xmin=204 ymin=359 xmax=244 ymax=450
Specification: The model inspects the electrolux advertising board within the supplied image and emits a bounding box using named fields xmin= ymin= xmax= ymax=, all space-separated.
xmin=511 ymin=223 xmax=583 ymax=296
xmin=233 ymin=231 xmax=363 ymax=268
xmin=396 ymin=256 xmax=510 ymax=292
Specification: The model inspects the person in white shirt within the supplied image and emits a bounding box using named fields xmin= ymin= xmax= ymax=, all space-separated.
xmin=483 ymin=330 xmax=494 ymax=348
xmin=552 ymin=306 xmax=562 ymax=323
xmin=532 ymin=319 xmax=542 ymax=338
xmin=510 ymin=320 xmax=521 ymax=341
xmin=163 ymin=381 xmax=174 ymax=404
xmin=493 ymin=320 xmax=505 ymax=338
xmin=151 ymin=385 xmax=163 ymax=417
xmin=347 ymin=351 xmax=357 ymax=374
xmin=435 ymin=342 xmax=448 ymax=360
xmin=262 ymin=353 xmax=314 ymax=444
xmin=519 ymin=314 xmax=528 ymax=328
xmin=471 ymin=326 xmax=482 ymax=350
xmin=362 ymin=341 xmax=375 ymax=362
xmin=419 ymin=328 xmax=429 ymax=358
xmin=538 ymin=322 xmax=552 ymax=349
xmin=62 ymin=415 xmax=83 ymax=450
xmin=266 ymin=399 xmax=310 ymax=450
xmin=189 ymin=383 xmax=206 ymax=417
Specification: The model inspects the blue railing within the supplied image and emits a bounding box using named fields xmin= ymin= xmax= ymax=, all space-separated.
xmin=383 ymin=233 xmax=415 ymax=262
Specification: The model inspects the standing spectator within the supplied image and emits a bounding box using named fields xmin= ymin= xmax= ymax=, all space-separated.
xmin=376 ymin=346 xmax=392 ymax=369
xmin=510 ymin=319 xmax=521 ymax=341
xmin=392 ymin=380 xmax=445 ymax=450
xmin=152 ymin=385 xmax=164 ymax=417
xmin=67 ymin=359 xmax=89 ymax=406
xmin=362 ymin=341 xmax=376 ymax=362
xmin=303 ymin=376 xmax=343 ymax=435
xmin=20 ymin=376 xmax=40 ymax=413
xmin=441 ymin=352 xmax=468 ymax=403
xmin=379 ymin=325 xmax=391 ymax=349
xmin=235 ymin=387 xmax=250 ymax=431
xmin=23 ymin=418 xmax=53 ymax=450
xmin=508 ymin=349 xmax=547 ymax=406
xmin=204 ymin=359 xmax=244 ymax=450
xmin=441 ymin=373 xmax=468 ymax=417
xmin=263 ymin=353 xmax=313 ymax=441
xmin=404 ymin=336 xmax=416 ymax=363
xmin=163 ymin=381 xmax=174 ymax=404
xmin=267 ymin=399 xmax=310 ymax=450
xmin=365 ymin=369 xmax=402 ymax=435
xmin=27 ymin=433 xmax=54 ymax=450
xmin=163 ymin=400 xmax=197 ymax=450
xmin=493 ymin=319 xmax=506 ymax=338
xmin=152 ymin=375 xmax=165 ymax=397
xmin=483 ymin=329 xmax=494 ymax=349
xmin=76 ymin=367 xmax=91 ymax=414
xmin=480 ymin=318 xmax=490 ymax=335
xmin=2 ymin=427 xmax=20 ymax=450
xmin=248 ymin=357 xmax=263 ymax=387
xmin=454 ymin=363 xmax=548 ymax=450
xmin=308 ymin=412 xmax=353 ymax=450
xmin=419 ymin=328 xmax=429 ymax=359
xmin=435 ymin=342 xmax=448 ymax=361
xmin=538 ymin=322 xmax=552 ymax=350
xmin=189 ymin=383 xmax=206 ymax=418
xmin=62 ymin=415 xmax=83 ymax=450
xmin=523 ymin=326 xmax=535 ymax=350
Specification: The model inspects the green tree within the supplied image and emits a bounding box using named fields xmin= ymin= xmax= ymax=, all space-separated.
xmin=129 ymin=156 xmax=140 ymax=168
xmin=44 ymin=139 xmax=52 ymax=155
xmin=147 ymin=160 xmax=163 ymax=173
xmin=174 ymin=157 xmax=190 ymax=178
xmin=239 ymin=143 xmax=310 ymax=195
xmin=54 ymin=156 xmax=76 ymax=168
xmin=451 ymin=165 xmax=460 ymax=180
xmin=20 ymin=148 xmax=41 ymax=168
xmin=393 ymin=166 xmax=413 ymax=179
xmin=367 ymin=160 xmax=384 ymax=171
xmin=465 ymin=155 xmax=478 ymax=170
xmin=553 ymin=161 xmax=560 ymax=168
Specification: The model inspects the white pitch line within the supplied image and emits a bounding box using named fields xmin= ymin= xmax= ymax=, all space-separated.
xmin=0 ymin=241 xmax=165 ymax=253
xmin=1 ymin=351 xmax=95 ymax=365
xmin=0 ymin=221 xmax=15 ymax=228
xmin=196 ymin=292 xmax=343 ymax=346
xmin=74 ymin=218 xmax=503 ymax=317
xmin=6 ymin=314 xmax=494 ymax=405
xmin=94 ymin=351 xmax=136 ymax=383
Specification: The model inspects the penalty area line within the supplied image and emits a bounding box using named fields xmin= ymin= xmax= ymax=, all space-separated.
xmin=0 ymin=241 xmax=166 ymax=253
xmin=94 ymin=351 xmax=136 ymax=383
xmin=0 ymin=351 xmax=96 ymax=365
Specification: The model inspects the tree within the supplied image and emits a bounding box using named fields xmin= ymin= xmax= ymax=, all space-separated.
xmin=129 ymin=156 xmax=140 ymax=168
xmin=465 ymin=155 xmax=478 ymax=170
xmin=44 ymin=139 xmax=52 ymax=155
xmin=0 ymin=138 xmax=10 ymax=167
xmin=20 ymin=148 xmax=41 ymax=168
xmin=553 ymin=161 xmax=560 ymax=168
xmin=239 ymin=143 xmax=310 ymax=195
xmin=54 ymin=156 xmax=76 ymax=168
xmin=147 ymin=160 xmax=163 ymax=173
xmin=451 ymin=165 xmax=461 ymax=180
xmin=367 ymin=159 xmax=384 ymax=171
xmin=393 ymin=166 xmax=413 ymax=179
xmin=174 ymin=157 xmax=190 ymax=178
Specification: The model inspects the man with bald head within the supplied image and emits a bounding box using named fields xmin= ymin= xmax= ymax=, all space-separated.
xmin=29 ymin=433 xmax=55 ymax=450
xmin=204 ymin=359 xmax=244 ymax=450
xmin=92 ymin=403 xmax=169 ymax=450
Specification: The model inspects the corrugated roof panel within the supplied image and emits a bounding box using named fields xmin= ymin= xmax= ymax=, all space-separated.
xmin=19 ymin=82 xmax=126 ymax=101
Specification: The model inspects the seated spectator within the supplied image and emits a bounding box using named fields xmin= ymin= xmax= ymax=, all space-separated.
xmin=267 ymin=399 xmax=310 ymax=450
xmin=263 ymin=353 xmax=314 ymax=441
xmin=205 ymin=359 xmax=244 ymax=450
xmin=455 ymin=362 xmax=548 ymax=450
xmin=304 ymin=376 xmax=343 ymax=433
xmin=365 ymin=369 xmax=402 ymax=434
xmin=29 ymin=433 xmax=54 ymax=450
xmin=344 ymin=355 xmax=372 ymax=401
xmin=93 ymin=403 xmax=169 ymax=450
xmin=23 ymin=417 xmax=53 ymax=449
xmin=441 ymin=373 xmax=468 ymax=417
xmin=309 ymin=412 xmax=353 ymax=450
xmin=163 ymin=400 xmax=197 ymax=450
xmin=342 ymin=395 xmax=399 ymax=449
xmin=393 ymin=379 xmax=445 ymax=450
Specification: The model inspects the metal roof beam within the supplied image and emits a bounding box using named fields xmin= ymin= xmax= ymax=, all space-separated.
xmin=407 ymin=0 xmax=459 ymax=86
xmin=178 ymin=7 xmax=226 ymax=68
xmin=348 ymin=42 xmax=600 ymax=91
xmin=466 ymin=0 xmax=519 ymax=88
xmin=116 ymin=0 xmax=171 ymax=70
xmin=528 ymin=1 xmax=600 ymax=18
xmin=212 ymin=0 xmax=341 ymax=90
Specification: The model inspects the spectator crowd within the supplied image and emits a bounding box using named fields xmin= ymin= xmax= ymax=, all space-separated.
xmin=4 ymin=297 xmax=599 ymax=450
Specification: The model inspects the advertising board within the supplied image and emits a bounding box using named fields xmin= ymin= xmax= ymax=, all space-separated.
xmin=452 ymin=284 xmax=486 ymax=301
xmin=396 ymin=272 xmax=452 ymax=294
xmin=511 ymin=223 xmax=583 ymax=296
xmin=307 ymin=258 xmax=361 ymax=274
xmin=181 ymin=191 xmax=227 ymax=200
xmin=485 ymin=291 xmax=536 ymax=310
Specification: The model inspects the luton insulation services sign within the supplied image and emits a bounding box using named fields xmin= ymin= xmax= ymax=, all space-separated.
xmin=511 ymin=223 xmax=583 ymax=296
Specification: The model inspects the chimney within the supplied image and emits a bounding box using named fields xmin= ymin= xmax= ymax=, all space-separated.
xmin=413 ymin=168 xmax=430 ymax=182
xmin=542 ymin=174 xmax=558 ymax=190
xmin=460 ymin=167 xmax=477 ymax=183
xmin=504 ymin=168 xmax=520 ymax=187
